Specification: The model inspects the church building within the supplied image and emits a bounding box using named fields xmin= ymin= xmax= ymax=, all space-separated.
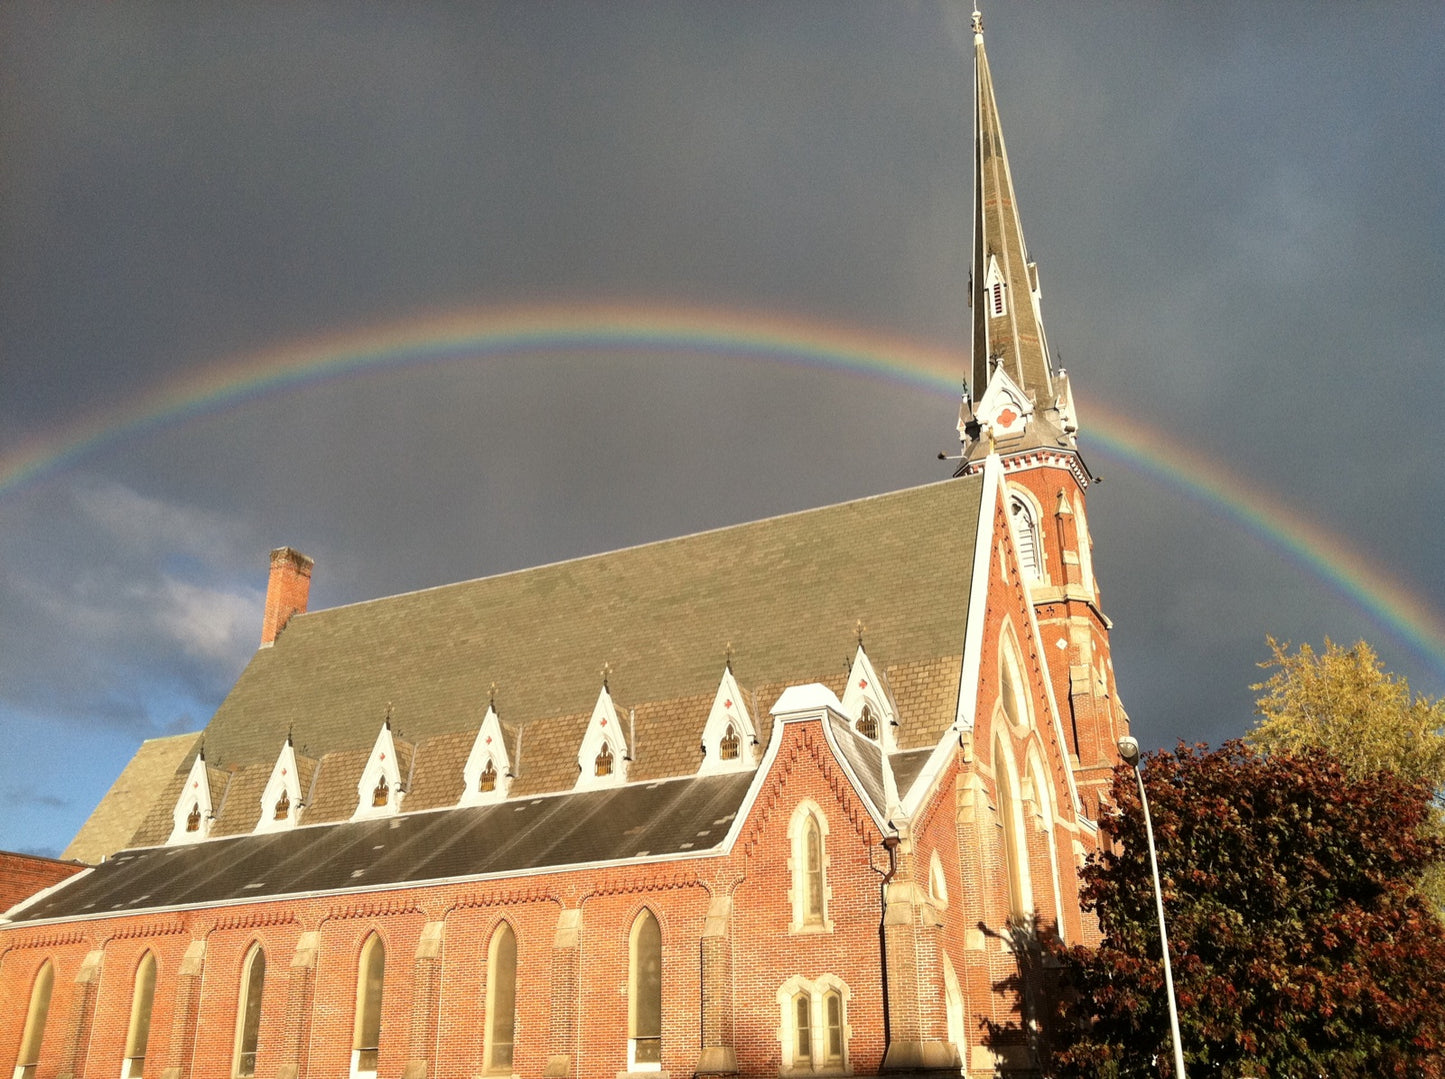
xmin=2 ymin=14 xmax=1128 ymax=1078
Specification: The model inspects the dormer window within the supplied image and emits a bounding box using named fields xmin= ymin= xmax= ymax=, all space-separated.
xmin=595 ymin=744 xmax=614 ymax=777
xmin=855 ymin=705 xmax=878 ymax=741
xmin=719 ymin=724 xmax=740 ymax=761
xmin=985 ymin=255 xmax=1007 ymax=317
xmin=479 ymin=760 xmax=497 ymax=793
xmin=372 ymin=776 xmax=389 ymax=807
xmin=273 ymin=791 xmax=290 ymax=820
xmin=186 ymin=804 xmax=201 ymax=832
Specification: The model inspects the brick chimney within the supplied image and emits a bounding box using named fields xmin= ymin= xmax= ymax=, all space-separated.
xmin=261 ymin=546 xmax=313 ymax=646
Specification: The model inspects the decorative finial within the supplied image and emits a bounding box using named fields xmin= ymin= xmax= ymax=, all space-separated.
xmin=488 ymin=681 xmax=497 ymax=709
xmin=286 ymin=725 xmax=293 ymax=746
xmin=972 ymin=8 xmax=984 ymax=37
xmin=601 ymin=661 xmax=612 ymax=692
xmin=856 ymin=619 xmax=867 ymax=652
xmin=384 ymin=701 xmax=393 ymax=729
xmin=724 ymin=642 xmax=734 ymax=673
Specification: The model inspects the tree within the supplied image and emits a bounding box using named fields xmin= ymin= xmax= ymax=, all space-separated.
xmin=1045 ymin=742 xmax=1445 ymax=1079
xmin=1251 ymin=637 xmax=1445 ymax=906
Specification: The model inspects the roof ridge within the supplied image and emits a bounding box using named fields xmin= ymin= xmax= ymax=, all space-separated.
xmin=299 ymin=476 xmax=978 ymax=619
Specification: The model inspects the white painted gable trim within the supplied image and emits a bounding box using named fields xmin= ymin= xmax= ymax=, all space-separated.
xmin=351 ymin=722 xmax=404 ymax=820
xmin=254 ymin=738 xmax=304 ymax=834
xmin=698 ymin=665 xmax=758 ymax=775
xmin=954 ymin=454 xmax=1001 ymax=732
xmin=460 ymin=705 xmax=512 ymax=806
xmin=573 ymin=686 xmax=629 ymax=791
xmin=167 ymin=753 xmax=214 ymax=845
xmin=839 ymin=645 xmax=898 ymax=754
xmin=974 ymin=365 xmax=1032 ymax=443
xmin=769 ymin=685 xmax=891 ymax=836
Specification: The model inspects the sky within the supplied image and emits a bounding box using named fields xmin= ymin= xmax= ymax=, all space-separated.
xmin=3 ymin=2 xmax=1443 ymax=859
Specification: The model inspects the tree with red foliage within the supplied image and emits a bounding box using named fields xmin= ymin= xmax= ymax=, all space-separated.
xmin=1046 ymin=742 xmax=1445 ymax=1078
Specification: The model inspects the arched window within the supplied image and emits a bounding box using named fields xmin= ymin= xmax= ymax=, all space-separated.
xmin=792 ymin=993 xmax=812 ymax=1065
xmin=719 ymin=724 xmax=739 ymax=761
xmin=14 ymin=961 xmax=54 ymax=1079
xmin=234 ymin=945 xmax=265 ymax=1078
xmin=998 ymin=632 xmax=1030 ymax=731
xmin=776 ymin=976 xmax=850 ymax=1073
xmin=789 ymin=803 xmax=831 ymax=933
xmin=1010 ymin=494 xmax=1042 ymax=580
xmin=484 ymin=923 xmax=517 ymax=1073
xmin=479 ymin=759 xmax=497 ymax=793
xmin=371 ymin=776 xmax=389 ymax=808
xmin=941 ymin=952 xmax=964 ymax=1051
xmin=855 ymin=704 xmax=878 ymax=741
xmin=822 ymin=990 xmax=844 ymax=1066
xmin=187 ymin=803 xmax=202 ymax=832
xmin=123 ymin=952 xmax=157 ymax=1079
xmin=273 ymin=791 xmax=290 ymax=820
xmin=352 ymin=935 xmax=385 ymax=1078
xmin=1028 ymin=750 xmax=1069 ymax=943
xmin=595 ymin=743 xmax=614 ymax=777
xmin=995 ymin=737 xmax=1033 ymax=921
xmin=628 ymin=909 xmax=662 ymax=1070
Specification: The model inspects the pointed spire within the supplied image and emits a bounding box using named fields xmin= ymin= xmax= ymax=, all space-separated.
xmin=970 ymin=13 xmax=1055 ymax=417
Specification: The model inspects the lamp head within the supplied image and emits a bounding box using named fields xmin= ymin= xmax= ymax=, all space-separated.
xmin=1117 ymin=736 xmax=1141 ymax=767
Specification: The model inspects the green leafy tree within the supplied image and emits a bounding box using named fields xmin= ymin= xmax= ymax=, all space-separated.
xmin=1251 ymin=637 xmax=1445 ymax=906
xmin=1045 ymin=742 xmax=1445 ymax=1079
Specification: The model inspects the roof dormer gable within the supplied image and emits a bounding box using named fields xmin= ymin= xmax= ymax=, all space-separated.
xmin=697 ymin=664 xmax=758 ymax=775
xmin=166 ymin=750 xmax=217 ymax=845
xmin=460 ymin=703 xmax=513 ymax=806
xmin=574 ymin=683 xmax=629 ymax=791
xmin=254 ymin=735 xmax=305 ymax=834
xmin=840 ymin=644 xmax=899 ymax=753
xmin=974 ymin=367 xmax=1032 ymax=443
xmin=352 ymin=720 xmax=405 ymax=820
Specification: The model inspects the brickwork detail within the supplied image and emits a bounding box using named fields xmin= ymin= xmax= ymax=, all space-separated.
xmin=159 ymin=940 xmax=205 ymax=1079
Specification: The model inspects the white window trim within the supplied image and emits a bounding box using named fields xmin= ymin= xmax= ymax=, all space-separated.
xmin=482 ymin=921 xmax=517 ymax=1073
xmin=787 ymin=801 xmax=834 ymax=934
xmin=166 ymin=753 xmax=214 ymax=845
xmin=1008 ymin=487 xmax=1046 ymax=583
xmin=351 ymin=723 xmax=404 ymax=821
xmin=254 ymin=738 xmax=304 ymax=833
xmin=574 ymin=686 xmax=629 ymax=792
xmin=994 ymin=734 xmax=1034 ymax=921
xmin=838 ymin=646 xmax=898 ymax=753
xmin=627 ymin=908 xmax=663 ymax=1072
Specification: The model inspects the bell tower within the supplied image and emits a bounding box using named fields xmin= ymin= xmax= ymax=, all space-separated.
xmin=955 ymin=9 xmax=1127 ymax=817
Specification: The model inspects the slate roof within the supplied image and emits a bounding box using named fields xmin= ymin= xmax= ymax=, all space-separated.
xmin=85 ymin=476 xmax=987 ymax=854
xmin=16 ymin=773 xmax=757 ymax=924
xmin=63 ymin=732 xmax=200 ymax=864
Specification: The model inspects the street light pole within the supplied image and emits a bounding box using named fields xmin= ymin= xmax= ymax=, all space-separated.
xmin=1117 ymin=736 xmax=1188 ymax=1079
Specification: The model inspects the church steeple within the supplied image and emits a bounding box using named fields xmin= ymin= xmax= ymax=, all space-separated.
xmin=959 ymin=9 xmax=1079 ymax=468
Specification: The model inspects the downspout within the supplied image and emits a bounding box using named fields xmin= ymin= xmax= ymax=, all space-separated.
xmin=878 ymin=832 xmax=900 ymax=1050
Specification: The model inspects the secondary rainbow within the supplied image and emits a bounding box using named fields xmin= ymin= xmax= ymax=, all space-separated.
xmin=4 ymin=301 xmax=1442 ymax=677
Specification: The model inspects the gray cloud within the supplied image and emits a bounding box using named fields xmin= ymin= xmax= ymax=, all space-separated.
xmin=2 ymin=2 xmax=1442 ymax=857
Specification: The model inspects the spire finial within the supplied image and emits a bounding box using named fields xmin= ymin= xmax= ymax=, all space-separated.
xmin=856 ymin=619 xmax=867 ymax=652
xmin=488 ymin=681 xmax=497 ymax=709
xmin=972 ymin=8 xmax=984 ymax=38
xmin=724 ymin=642 xmax=734 ymax=673
xmin=384 ymin=701 xmax=393 ymax=730
xmin=601 ymin=662 xmax=612 ymax=692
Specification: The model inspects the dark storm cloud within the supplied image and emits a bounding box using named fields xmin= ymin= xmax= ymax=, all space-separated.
xmin=2 ymin=2 xmax=1442 ymax=857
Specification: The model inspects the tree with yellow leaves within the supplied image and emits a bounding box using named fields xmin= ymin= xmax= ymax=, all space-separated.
xmin=1251 ymin=637 xmax=1445 ymax=906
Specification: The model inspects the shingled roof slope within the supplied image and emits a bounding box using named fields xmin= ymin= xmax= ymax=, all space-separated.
xmin=62 ymin=732 xmax=200 ymax=864
xmin=194 ymin=476 xmax=985 ymax=786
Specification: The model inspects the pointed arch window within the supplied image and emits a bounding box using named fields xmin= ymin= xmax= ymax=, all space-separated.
xmin=719 ymin=724 xmax=740 ymax=761
xmin=484 ymin=923 xmax=517 ymax=1073
xmin=854 ymin=704 xmax=878 ymax=741
xmin=352 ymin=935 xmax=385 ymax=1079
xmin=479 ymin=759 xmax=497 ymax=793
xmin=995 ymin=737 xmax=1033 ymax=921
xmin=789 ymin=803 xmax=832 ymax=933
xmin=985 ymin=255 xmax=1007 ymax=317
xmin=1010 ymin=494 xmax=1042 ymax=580
xmin=628 ymin=909 xmax=662 ymax=1070
xmin=273 ymin=790 xmax=290 ymax=820
xmin=234 ymin=945 xmax=265 ymax=1078
xmin=777 ymin=976 xmax=850 ymax=1074
xmin=123 ymin=952 xmax=157 ymax=1079
xmin=595 ymin=743 xmax=614 ymax=777
xmin=186 ymin=803 xmax=202 ymax=832
xmin=371 ymin=776 xmax=389 ymax=808
xmin=14 ymin=961 xmax=54 ymax=1079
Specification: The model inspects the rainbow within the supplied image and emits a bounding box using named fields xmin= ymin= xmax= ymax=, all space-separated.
xmin=3 ymin=301 xmax=1443 ymax=678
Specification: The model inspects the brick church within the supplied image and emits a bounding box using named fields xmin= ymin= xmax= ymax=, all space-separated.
xmin=2 ymin=13 xmax=1129 ymax=1079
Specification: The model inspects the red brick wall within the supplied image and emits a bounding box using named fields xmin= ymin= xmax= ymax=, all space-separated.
xmin=0 ymin=853 xmax=85 ymax=914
